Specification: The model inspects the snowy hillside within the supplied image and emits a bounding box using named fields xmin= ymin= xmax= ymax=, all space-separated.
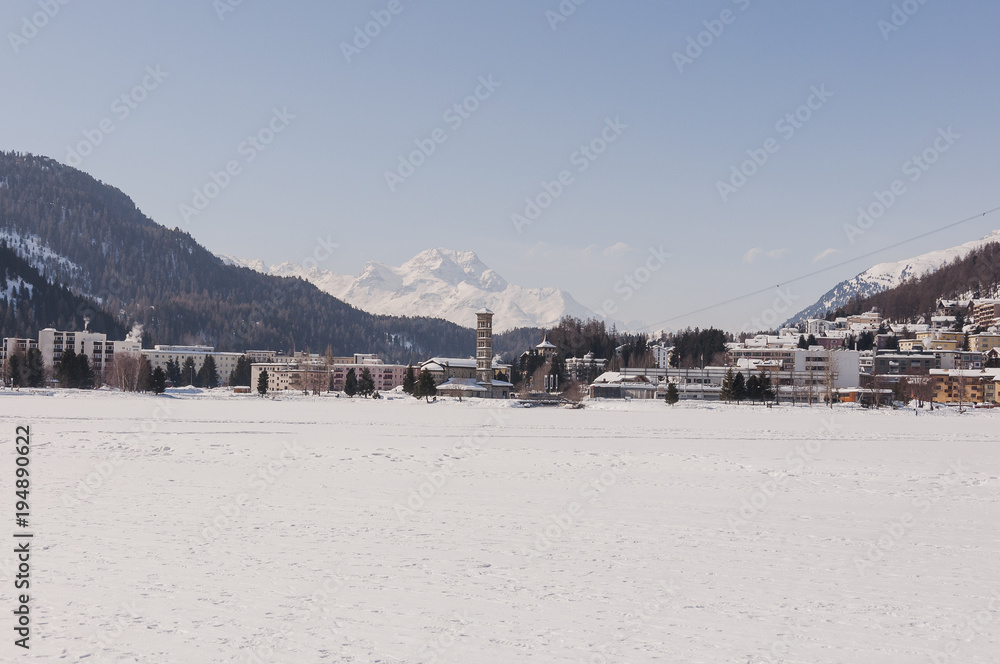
xmin=0 ymin=228 xmax=83 ymax=284
xmin=788 ymin=228 xmax=1000 ymax=324
xmin=220 ymin=248 xmax=598 ymax=331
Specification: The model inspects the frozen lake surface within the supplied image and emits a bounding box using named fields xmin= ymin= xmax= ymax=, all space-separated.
xmin=2 ymin=390 xmax=999 ymax=663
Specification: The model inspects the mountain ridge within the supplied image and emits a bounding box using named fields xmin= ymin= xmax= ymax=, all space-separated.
xmin=219 ymin=247 xmax=599 ymax=332
xmin=787 ymin=228 xmax=1000 ymax=324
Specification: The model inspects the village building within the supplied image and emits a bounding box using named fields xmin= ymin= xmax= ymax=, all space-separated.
xmin=432 ymin=308 xmax=513 ymax=399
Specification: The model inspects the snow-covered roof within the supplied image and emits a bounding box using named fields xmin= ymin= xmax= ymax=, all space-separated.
xmin=422 ymin=357 xmax=510 ymax=370
xmin=476 ymin=307 xmax=494 ymax=315
xmin=436 ymin=378 xmax=488 ymax=392
xmin=930 ymin=368 xmax=1000 ymax=378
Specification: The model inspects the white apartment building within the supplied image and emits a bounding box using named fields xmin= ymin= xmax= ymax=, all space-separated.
xmin=250 ymin=355 xmax=410 ymax=393
xmin=650 ymin=343 xmax=674 ymax=369
xmin=0 ymin=337 xmax=38 ymax=363
xmin=727 ymin=346 xmax=860 ymax=389
xmin=37 ymin=328 xmax=141 ymax=374
xmin=141 ymin=345 xmax=244 ymax=383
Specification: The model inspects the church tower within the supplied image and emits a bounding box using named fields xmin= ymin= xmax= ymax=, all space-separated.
xmin=476 ymin=308 xmax=494 ymax=387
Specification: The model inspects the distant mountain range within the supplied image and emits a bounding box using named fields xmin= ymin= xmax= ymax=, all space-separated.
xmin=219 ymin=248 xmax=598 ymax=332
xmin=787 ymin=229 xmax=1000 ymax=324
xmin=0 ymin=152 xmax=472 ymax=362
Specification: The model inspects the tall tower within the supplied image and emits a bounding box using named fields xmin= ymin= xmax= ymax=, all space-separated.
xmin=476 ymin=308 xmax=494 ymax=386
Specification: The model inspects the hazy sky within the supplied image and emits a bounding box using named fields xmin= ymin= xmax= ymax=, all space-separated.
xmin=3 ymin=1 xmax=999 ymax=332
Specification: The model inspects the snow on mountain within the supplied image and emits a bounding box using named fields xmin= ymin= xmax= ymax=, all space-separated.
xmin=1 ymin=228 xmax=83 ymax=282
xmin=223 ymin=248 xmax=598 ymax=331
xmin=787 ymin=228 xmax=1000 ymax=324
xmin=217 ymin=254 xmax=268 ymax=273
xmin=2 ymin=274 xmax=33 ymax=300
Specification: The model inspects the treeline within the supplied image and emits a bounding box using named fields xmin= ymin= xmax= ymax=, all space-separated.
xmin=659 ymin=327 xmax=732 ymax=368
xmin=494 ymin=317 xmax=734 ymax=392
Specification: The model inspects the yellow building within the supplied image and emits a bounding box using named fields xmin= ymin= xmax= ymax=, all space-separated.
xmin=932 ymin=369 xmax=1000 ymax=404
xmin=969 ymin=333 xmax=1000 ymax=353
xmin=915 ymin=331 xmax=963 ymax=352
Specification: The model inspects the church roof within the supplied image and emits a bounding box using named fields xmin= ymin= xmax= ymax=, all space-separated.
xmin=536 ymin=332 xmax=557 ymax=350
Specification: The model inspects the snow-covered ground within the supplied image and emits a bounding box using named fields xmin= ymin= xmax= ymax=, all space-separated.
xmin=2 ymin=390 xmax=999 ymax=663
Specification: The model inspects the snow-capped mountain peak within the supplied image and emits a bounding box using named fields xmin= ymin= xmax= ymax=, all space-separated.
xmin=220 ymin=248 xmax=596 ymax=332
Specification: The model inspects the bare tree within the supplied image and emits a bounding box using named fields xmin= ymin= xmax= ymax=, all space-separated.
xmin=106 ymin=352 xmax=151 ymax=392
xmin=955 ymin=371 xmax=971 ymax=413
xmin=823 ymin=351 xmax=838 ymax=408
xmin=907 ymin=369 xmax=933 ymax=409
xmin=562 ymin=379 xmax=586 ymax=403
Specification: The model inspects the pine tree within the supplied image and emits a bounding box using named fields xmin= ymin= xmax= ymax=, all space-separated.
xmin=257 ymin=369 xmax=269 ymax=396
xmin=758 ymin=369 xmax=775 ymax=403
xmin=151 ymin=367 xmax=167 ymax=394
xmin=165 ymin=359 xmax=182 ymax=386
xmin=359 ymin=368 xmax=375 ymax=398
xmin=720 ymin=367 xmax=735 ymax=403
xmin=182 ymin=357 xmax=197 ymax=386
xmin=732 ymin=371 xmax=747 ymax=402
xmin=7 ymin=354 xmax=23 ymax=387
xmin=746 ymin=374 xmax=761 ymax=404
xmin=806 ymin=334 xmax=817 ymax=347
xmin=665 ymin=382 xmax=679 ymax=405
xmin=24 ymin=349 xmax=45 ymax=388
xmin=797 ymin=335 xmax=809 ymax=349
xmin=402 ymin=364 xmax=416 ymax=394
xmin=417 ymin=369 xmax=437 ymax=403
xmin=57 ymin=348 xmax=79 ymax=388
xmin=198 ymin=356 xmax=220 ymax=389
xmin=229 ymin=356 xmax=252 ymax=387
xmin=76 ymin=354 xmax=95 ymax=390
xmin=344 ymin=368 xmax=358 ymax=397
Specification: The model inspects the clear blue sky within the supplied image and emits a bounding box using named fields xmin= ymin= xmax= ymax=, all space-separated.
xmin=3 ymin=0 xmax=999 ymax=332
